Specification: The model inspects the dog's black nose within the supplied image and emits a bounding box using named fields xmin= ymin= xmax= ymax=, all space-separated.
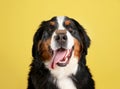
xmin=54 ymin=30 xmax=67 ymax=43
xmin=55 ymin=34 xmax=67 ymax=42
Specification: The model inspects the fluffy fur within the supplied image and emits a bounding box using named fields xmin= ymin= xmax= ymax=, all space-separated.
xmin=27 ymin=16 xmax=95 ymax=89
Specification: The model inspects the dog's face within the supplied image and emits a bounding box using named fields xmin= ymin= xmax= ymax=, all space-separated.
xmin=32 ymin=16 xmax=90 ymax=70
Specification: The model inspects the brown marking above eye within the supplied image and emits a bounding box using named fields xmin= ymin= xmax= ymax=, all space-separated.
xmin=50 ymin=21 xmax=55 ymax=26
xmin=65 ymin=20 xmax=71 ymax=26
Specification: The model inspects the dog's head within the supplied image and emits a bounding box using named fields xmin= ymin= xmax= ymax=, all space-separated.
xmin=32 ymin=16 xmax=90 ymax=69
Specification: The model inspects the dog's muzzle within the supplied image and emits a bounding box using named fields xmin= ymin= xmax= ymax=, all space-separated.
xmin=50 ymin=30 xmax=74 ymax=69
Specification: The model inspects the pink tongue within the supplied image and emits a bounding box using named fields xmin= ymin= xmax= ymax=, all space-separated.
xmin=51 ymin=49 xmax=69 ymax=69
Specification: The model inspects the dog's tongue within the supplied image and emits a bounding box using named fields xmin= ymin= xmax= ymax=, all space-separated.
xmin=50 ymin=49 xmax=69 ymax=69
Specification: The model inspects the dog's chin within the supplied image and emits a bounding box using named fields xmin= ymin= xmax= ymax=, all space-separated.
xmin=49 ymin=47 xmax=73 ymax=69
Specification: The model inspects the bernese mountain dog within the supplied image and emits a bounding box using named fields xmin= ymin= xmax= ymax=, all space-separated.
xmin=27 ymin=16 xmax=95 ymax=89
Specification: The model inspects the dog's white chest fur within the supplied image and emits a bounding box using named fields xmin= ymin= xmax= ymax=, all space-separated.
xmin=57 ymin=77 xmax=76 ymax=89
xmin=46 ymin=57 xmax=78 ymax=89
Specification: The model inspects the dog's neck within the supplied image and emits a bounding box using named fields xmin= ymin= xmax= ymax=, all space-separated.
xmin=45 ymin=56 xmax=79 ymax=89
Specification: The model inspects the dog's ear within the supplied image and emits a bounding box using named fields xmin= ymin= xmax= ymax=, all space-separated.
xmin=71 ymin=19 xmax=91 ymax=64
xmin=32 ymin=21 xmax=48 ymax=59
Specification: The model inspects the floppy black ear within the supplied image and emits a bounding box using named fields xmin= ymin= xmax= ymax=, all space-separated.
xmin=32 ymin=21 xmax=48 ymax=59
xmin=71 ymin=19 xmax=91 ymax=64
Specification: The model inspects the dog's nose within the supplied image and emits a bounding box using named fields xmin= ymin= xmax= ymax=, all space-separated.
xmin=55 ymin=34 xmax=67 ymax=42
xmin=54 ymin=30 xmax=67 ymax=43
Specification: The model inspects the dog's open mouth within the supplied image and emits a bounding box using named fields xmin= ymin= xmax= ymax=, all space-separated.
xmin=50 ymin=48 xmax=73 ymax=69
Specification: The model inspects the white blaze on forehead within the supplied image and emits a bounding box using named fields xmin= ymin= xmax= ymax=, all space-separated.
xmin=57 ymin=16 xmax=65 ymax=30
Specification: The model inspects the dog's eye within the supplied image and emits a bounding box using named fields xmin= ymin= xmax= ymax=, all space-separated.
xmin=64 ymin=20 xmax=71 ymax=29
xmin=49 ymin=21 xmax=56 ymax=28
xmin=68 ymin=28 xmax=75 ymax=34
xmin=49 ymin=21 xmax=57 ymax=31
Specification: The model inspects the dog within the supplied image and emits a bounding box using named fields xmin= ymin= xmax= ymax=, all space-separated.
xmin=27 ymin=16 xmax=95 ymax=89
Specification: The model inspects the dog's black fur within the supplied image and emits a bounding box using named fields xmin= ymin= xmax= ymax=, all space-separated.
xmin=27 ymin=16 xmax=95 ymax=89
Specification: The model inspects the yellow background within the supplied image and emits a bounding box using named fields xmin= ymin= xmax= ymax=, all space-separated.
xmin=0 ymin=0 xmax=120 ymax=89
